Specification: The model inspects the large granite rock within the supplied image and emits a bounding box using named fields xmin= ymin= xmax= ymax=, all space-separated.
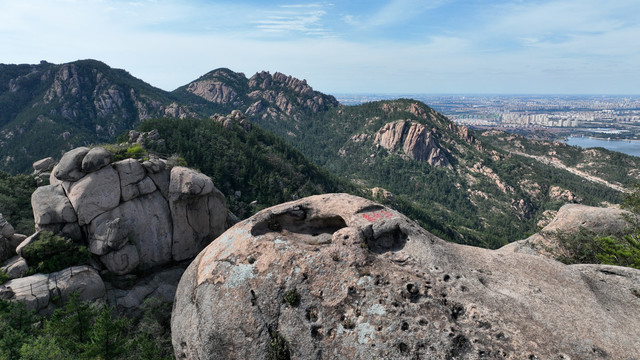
xmin=31 ymin=185 xmax=77 ymax=225
xmin=169 ymin=167 xmax=227 ymax=261
xmin=172 ymin=194 xmax=640 ymax=360
xmin=0 ymin=214 xmax=16 ymax=262
xmin=501 ymin=204 xmax=630 ymax=257
xmin=53 ymin=147 xmax=90 ymax=181
xmin=114 ymin=158 xmax=147 ymax=202
xmin=82 ymin=147 xmax=112 ymax=173
xmin=88 ymin=191 xmax=173 ymax=269
xmin=66 ymin=165 xmax=121 ymax=225
xmin=0 ymin=265 xmax=105 ymax=314
xmin=28 ymin=147 xmax=231 ymax=279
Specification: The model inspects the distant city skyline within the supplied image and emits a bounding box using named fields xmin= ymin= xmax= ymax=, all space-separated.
xmin=1 ymin=0 xmax=639 ymax=95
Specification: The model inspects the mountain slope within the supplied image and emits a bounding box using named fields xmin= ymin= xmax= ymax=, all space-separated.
xmin=235 ymin=98 xmax=624 ymax=248
xmin=0 ymin=60 xmax=193 ymax=173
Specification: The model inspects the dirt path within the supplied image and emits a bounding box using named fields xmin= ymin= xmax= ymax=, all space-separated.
xmin=512 ymin=151 xmax=629 ymax=193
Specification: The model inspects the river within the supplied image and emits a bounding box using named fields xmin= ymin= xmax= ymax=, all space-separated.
xmin=565 ymin=136 xmax=640 ymax=158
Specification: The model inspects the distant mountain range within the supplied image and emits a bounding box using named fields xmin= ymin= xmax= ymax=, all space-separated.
xmin=1 ymin=59 xmax=638 ymax=247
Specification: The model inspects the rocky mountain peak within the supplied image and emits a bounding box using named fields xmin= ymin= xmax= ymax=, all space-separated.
xmin=374 ymin=120 xmax=450 ymax=166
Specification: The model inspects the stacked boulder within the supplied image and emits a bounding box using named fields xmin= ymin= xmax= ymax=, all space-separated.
xmin=1 ymin=146 xmax=232 ymax=313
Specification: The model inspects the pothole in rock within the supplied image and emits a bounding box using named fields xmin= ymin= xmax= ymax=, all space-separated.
xmin=252 ymin=208 xmax=347 ymax=245
xmin=367 ymin=225 xmax=408 ymax=253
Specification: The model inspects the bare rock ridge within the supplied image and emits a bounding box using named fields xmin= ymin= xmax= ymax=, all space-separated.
xmin=1 ymin=146 xmax=233 ymax=313
xmin=374 ymin=120 xmax=450 ymax=166
xmin=172 ymin=194 xmax=640 ymax=359
xmin=183 ymin=68 xmax=339 ymax=122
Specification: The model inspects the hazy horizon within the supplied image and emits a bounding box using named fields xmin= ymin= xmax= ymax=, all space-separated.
xmin=2 ymin=1 xmax=638 ymax=95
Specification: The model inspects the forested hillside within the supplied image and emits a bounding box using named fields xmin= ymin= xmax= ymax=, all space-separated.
xmin=246 ymin=99 xmax=625 ymax=248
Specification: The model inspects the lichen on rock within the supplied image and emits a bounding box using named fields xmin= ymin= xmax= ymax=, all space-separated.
xmin=172 ymin=193 xmax=640 ymax=360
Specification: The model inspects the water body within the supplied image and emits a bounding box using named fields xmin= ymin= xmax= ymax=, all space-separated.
xmin=566 ymin=136 xmax=640 ymax=157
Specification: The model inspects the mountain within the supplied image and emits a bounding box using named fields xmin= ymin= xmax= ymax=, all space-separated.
xmin=181 ymin=93 xmax=627 ymax=248
xmin=0 ymin=61 xmax=338 ymax=174
xmin=0 ymin=60 xmax=194 ymax=173
xmin=174 ymin=68 xmax=339 ymax=129
xmin=1 ymin=60 xmax=635 ymax=248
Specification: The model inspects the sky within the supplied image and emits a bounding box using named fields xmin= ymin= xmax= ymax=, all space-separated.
xmin=1 ymin=0 xmax=639 ymax=95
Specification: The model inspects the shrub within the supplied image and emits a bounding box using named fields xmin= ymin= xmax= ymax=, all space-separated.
xmin=283 ymin=288 xmax=300 ymax=307
xmin=0 ymin=270 xmax=9 ymax=285
xmin=267 ymin=331 xmax=291 ymax=360
xmin=21 ymin=231 xmax=90 ymax=274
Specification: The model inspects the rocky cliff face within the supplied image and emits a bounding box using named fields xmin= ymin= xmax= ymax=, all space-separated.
xmin=374 ymin=120 xmax=450 ymax=166
xmin=0 ymin=146 xmax=233 ymax=313
xmin=172 ymin=194 xmax=640 ymax=359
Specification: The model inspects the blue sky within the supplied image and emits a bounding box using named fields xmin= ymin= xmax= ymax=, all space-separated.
xmin=1 ymin=0 xmax=639 ymax=94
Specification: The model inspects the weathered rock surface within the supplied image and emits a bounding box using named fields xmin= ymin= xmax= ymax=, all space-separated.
xmin=374 ymin=120 xmax=449 ymax=166
xmin=81 ymin=146 xmax=112 ymax=172
xmin=169 ymin=167 xmax=227 ymax=261
xmin=53 ymin=147 xmax=90 ymax=181
xmin=32 ymin=157 xmax=56 ymax=173
xmin=0 ymin=214 xmax=16 ymax=262
xmin=173 ymin=194 xmax=640 ymax=360
xmin=0 ymin=265 xmax=105 ymax=313
xmin=66 ymin=165 xmax=121 ymax=225
xmin=3 ymin=147 xmax=234 ymax=314
xmin=31 ymin=185 xmax=78 ymax=225
xmin=501 ymin=204 xmax=629 ymax=257
xmin=1 ymin=256 xmax=28 ymax=279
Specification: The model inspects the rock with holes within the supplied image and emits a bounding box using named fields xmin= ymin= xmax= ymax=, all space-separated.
xmin=172 ymin=193 xmax=640 ymax=360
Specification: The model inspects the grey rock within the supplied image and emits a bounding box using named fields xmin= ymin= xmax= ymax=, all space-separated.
xmin=66 ymin=165 xmax=120 ymax=226
xmin=15 ymin=231 xmax=42 ymax=257
xmin=48 ymin=165 xmax=63 ymax=186
xmin=31 ymin=185 xmax=77 ymax=225
xmin=60 ymin=222 xmax=82 ymax=241
xmin=170 ymin=188 xmax=227 ymax=262
xmin=89 ymin=217 xmax=130 ymax=255
xmin=1 ymin=256 xmax=28 ymax=279
xmin=32 ymin=157 xmax=56 ymax=172
xmin=53 ymin=147 xmax=90 ymax=181
xmin=142 ymin=158 xmax=166 ymax=174
xmin=0 ymin=265 xmax=105 ymax=314
xmin=100 ymin=244 xmax=140 ymax=275
xmin=147 ymin=169 xmax=170 ymax=199
xmin=172 ymin=194 xmax=640 ymax=360
xmin=8 ymin=234 xmax=27 ymax=251
xmin=0 ymin=214 xmax=15 ymax=239
xmin=81 ymin=147 xmax=112 ymax=173
xmin=88 ymin=191 xmax=172 ymax=269
xmin=169 ymin=166 xmax=214 ymax=197
xmin=108 ymin=267 xmax=184 ymax=309
xmin=502 ymin=204 xmax=629 ymax=257
xmin=114 ymin=159 xmax=146 ymax=202
xmin=136 ymin=176 xmax=157 ymax=197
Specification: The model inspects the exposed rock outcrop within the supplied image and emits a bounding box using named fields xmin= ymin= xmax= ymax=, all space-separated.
xmin=1 ymin=147 xmax=233 ymax=314
xmin=172 ymin=194 xmax=640 ymax=360
xmin=0 ymin=265 xmax=105 ymax=313
xmin=502 ymin=204 xmax=629 ymax=258
xmin=374 ymin=120 xmax=449 ymax=166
